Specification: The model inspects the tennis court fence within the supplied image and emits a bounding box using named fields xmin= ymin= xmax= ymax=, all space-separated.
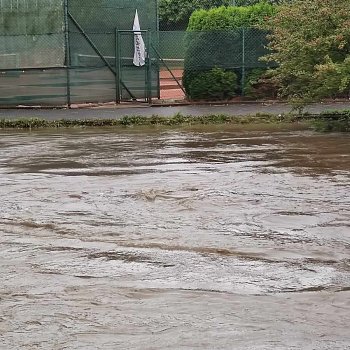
xmin=0 ymin=0 xmax=270 ymax=106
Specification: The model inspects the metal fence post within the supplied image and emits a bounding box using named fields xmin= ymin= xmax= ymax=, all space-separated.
xmin=241 ymin=27 xmax=246 ymax=96
xmin=115 ymin=29 xmax=120 ymax=103
xmin=64 ymin=0 xmax=71 ymax=108
xmin=146 ymin=30 xmax=152 ymax=104
xmin=155 ymin=0 xmax=161 ymax=99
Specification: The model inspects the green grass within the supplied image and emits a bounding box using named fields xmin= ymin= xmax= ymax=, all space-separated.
xmin=0 ymin=112 xmax=349 ymax=131
xmin=311 ymin=111 xmax=350 ymax=132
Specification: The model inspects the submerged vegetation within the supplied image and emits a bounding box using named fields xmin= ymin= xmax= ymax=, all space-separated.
xmin=0 ymin=112 xmax=349 ymax=131
xmin=312 ymin=111 xmax=350 ymax=132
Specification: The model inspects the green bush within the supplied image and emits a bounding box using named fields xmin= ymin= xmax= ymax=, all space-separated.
xmin=312 ymin=111 xmax=350 ymax=132
xmin=243 ymin=68 xmax=278 ymax=99
xmin=184 ymin=30 xmax=243 ymax=71
xmin=183 ymin=3 xmax=276 ymax=100
xmin=187 ymin=3 xmax=276 ymax=31
xmin=235 ymin=0 xmax=286 ymax=4
xmin=159 ymin=0 xmax=284 ymax=30
xmin=183 ymin=67 xmax=238 ymax=100
xmin=262 ymin=0 xmax=350 ymax=105
xmin=159 ymin=0 xmax=231 ymax=30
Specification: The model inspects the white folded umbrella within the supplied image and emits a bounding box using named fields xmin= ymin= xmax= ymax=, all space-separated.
xmin=133 ymin=10 xmax=146 ymax=67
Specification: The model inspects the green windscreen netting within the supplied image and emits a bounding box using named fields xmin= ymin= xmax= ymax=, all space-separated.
xmin=68 ymin=0 xmax=159 ymax=103
xmin=0 ymin=0 xmax=65 ymax=69
xmin=0 ymin=0 xmax=66 ymax=105
xmin=184 ymin=29 xmax=269 ymax=71
xmin=69 ymin=0 xmax=158 ymax=68
xmin=0 ymin=0 xmax=159 ymax=105
xmin=0 ymin=1 xmax=271 ymax=106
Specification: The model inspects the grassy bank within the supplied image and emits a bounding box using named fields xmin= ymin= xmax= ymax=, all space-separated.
xmin=310 ymin=112 xmax=350 ymax=132
xmin=0 ymin=112 xmax=349 ymax=131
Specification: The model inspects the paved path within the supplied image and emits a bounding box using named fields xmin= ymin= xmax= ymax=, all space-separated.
xmin=0 ymin=102 xmax=349 ymax=120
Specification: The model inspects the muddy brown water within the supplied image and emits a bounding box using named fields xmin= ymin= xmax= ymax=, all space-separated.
xmin=0 ymin=125 xmax=349 ymax=349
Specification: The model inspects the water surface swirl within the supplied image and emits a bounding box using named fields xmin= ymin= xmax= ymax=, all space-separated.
xmin=0 ymin=126 xmax=349 ymax=349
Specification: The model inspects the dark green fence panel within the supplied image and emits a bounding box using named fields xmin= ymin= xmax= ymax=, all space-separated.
xmin=117 ymin=31 xmax=158 ymax=102
xmin=0 ymin=0 xmax=271 ymax=106
xmin=69 ymin=67 xmax=116 ymax=104
xmin=0 ymin=0 xmax=159 ymax=106
xmin=0 ymin=69 xmax=68 ymax=106
xmin=0 ymin=0 xmax=65 ymax=69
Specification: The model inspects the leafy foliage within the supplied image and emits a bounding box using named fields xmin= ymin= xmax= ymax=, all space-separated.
xmin=183 ymin=67 xmax=238 ymax=100
xmin=312 ymin=111 xmax=350 ymax=132
xmin=158 ymin=0 xmax=288 ymax=29
xmin=0 ymin=113 xmax=313 ymax=129
xmin=159 ymin=0 xmax=231 ymax=29
xmin=234 ymin=0 xmax=288 ymax=5
xmin=184 ymin=30 xmax=243 ymax=70
xmin=188 ymin=3 xmax=276 ymax=30
xmin=263 ymin=0 xmax=350 ymax=105
xmin=243 ymin=68 xmax=278 ymax=99
xmin=183 ymin=3 xmax=276 ymax=100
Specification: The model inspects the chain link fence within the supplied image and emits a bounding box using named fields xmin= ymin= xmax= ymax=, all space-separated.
xmin=0 ymin=0 xmax=65 ymax=69
xmin=0 ymin=0 xmax=270 ymax=106
xmin=0 ymin=0 xmax=159 ymax=106
xmin=157 ymin=28 xmax=271 ymax=99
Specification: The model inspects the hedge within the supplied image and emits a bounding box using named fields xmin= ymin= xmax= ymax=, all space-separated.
xmin=183 ymin=3 xmax=276 ymax=100
xmin=187 ymin=3 xmax=276 ymax=31
xmin=183 ymin=67 xmax=238 ymax=100
xmin=159 ymin=0 xmax=231 ymax=30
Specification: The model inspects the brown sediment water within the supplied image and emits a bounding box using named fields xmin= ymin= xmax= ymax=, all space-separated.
xmin=0 ymin=125 xmax=349 ymax=349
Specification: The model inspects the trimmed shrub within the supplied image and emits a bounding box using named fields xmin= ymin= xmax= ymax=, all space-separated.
xmin=183 ymin=67 xmax=238 ymax=100
xmin=187 ymin=3 xmax=276 ymax=31
xmin=184 ymin=30 xmax=243 ymax=72
xmin=183 ymin=3 xmax=276 ymax=100
xmin=159 ymin=0 xmax=231 ymax=30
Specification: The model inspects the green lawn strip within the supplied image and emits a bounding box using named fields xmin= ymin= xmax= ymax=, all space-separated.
xmin=0 ymin=112 xmax=349 ymax=131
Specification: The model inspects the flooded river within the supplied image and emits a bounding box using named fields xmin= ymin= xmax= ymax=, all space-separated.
xmin=0 ymin=126 xmax=349 ymax=349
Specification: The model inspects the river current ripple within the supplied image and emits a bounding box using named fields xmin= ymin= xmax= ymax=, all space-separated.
xmin=0 ymin=126 xmax=349 ymax=349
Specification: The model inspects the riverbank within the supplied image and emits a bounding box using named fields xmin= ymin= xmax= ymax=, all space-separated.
xmin=0 ymin=111 xmax=349 ymax=132
xmin=2 ymin=101 xmax=350 ymax=120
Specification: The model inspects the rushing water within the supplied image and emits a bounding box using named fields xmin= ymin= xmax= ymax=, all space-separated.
xmin=0 ymin=126 xmax=349 ymax=349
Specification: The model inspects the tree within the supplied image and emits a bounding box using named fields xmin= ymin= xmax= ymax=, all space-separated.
xmin=263 ymin=0 xmax=350 ymax=105
xmin=159 ymin=0 xmax=231 ymax=29
xmin=188 ymin=2 xmax=276 ymax=30
xmin=183 ymin=3 xmax=276 ymax=99
xmin=234 ymin=0 xmax=287 ymax=4
xmin=158 ymin=0 xmax=292 ymax=30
